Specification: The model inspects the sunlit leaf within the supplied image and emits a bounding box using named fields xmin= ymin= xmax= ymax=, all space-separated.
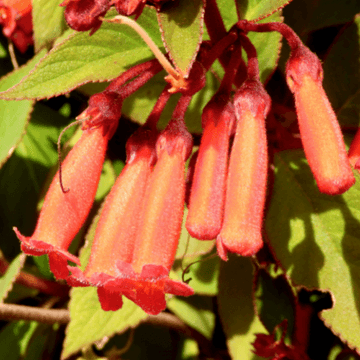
xmin=157 ymin=0 xmax=205 ymax=76
xmin=0 ymin=50 xmax=46 ymax=168
xmin=32 ymin=0 xmax=67 ymax=51
xmin=0 ymin=8 xmax=163 ymax=100
xmin=266 ymin=149 xmax=360 ymax=351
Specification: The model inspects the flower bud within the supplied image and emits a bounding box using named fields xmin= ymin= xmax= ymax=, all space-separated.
xmin=286 ymin=45 xmax=355 ymax=195
xmin=186 ymin=94 xmax=235 ymax=240
xmin=14 ymin=123 xmax=115 ymax=279
xmin=217 ymin=79 xmax=270 ymax=260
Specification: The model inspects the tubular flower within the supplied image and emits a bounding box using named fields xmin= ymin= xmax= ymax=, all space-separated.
xmin=0 ymin=0 xmax=33 ymax=52
xmin=67 ymin=127 xmax=157 ymax=306
xmin=217 ymin=79 xmax=270 ymax=260
xmin=95 ymin=119 xmax=194 ymax=315
xmin=14 ymin=121 xmax=117 ymax=279
xmin=286 ymin=45 xmax=355 ymax=195
xmin=186 ymin=94 xmax=235 ymax=240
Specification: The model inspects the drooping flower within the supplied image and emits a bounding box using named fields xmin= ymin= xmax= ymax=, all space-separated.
xmin=286 ymin=44 xmax=355 ymax=195
xmin=0 ymin=0 xmax=33 ymax=52
xmin=217 ymin=78 xmax=270 ymax=260
xmin=101 ymin=116 xmax=194 ymax=315
xmin=186 ymin=93 xmax=235 ymax=240
xmin=14 ymin=120 xmax=117 ymax=279
xmin=67 ymin=127 xmax=158 ymax=299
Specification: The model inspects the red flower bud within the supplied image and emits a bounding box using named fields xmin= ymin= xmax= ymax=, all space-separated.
xmin=0 ymin=0 xmax=33 ymax=52
xmin=186 ymin=94 xmax=235 ymax=240
xmin=286 ymin=45 xmax=355 ymax=195
xmin=78 ymin=91 xmax=123 ymax=131
xmin=61 ymin=0 xmax=111 ymax=33
xmin=14 ymin=123 xmax=115 ymax=279
xmin=217 ymin=79 xmax=270 ymax=260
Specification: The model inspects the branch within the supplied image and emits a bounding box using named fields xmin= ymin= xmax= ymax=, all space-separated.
xmin=0 ymin=304 xmax=214 ymax=355
xmin=0 ymin=303 xmax=70 ymax=324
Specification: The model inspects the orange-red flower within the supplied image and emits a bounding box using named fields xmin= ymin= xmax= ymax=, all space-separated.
xmin=217 ymin=79 xmax=270 ymax=259
xmin=14 ymin=122 xmax=116 ymax=279
xmin=67 ymin=127 xmax=157 ymax=294
xmin=286 ymin=45 xmax=355 ymax=195
xmin=186 ymin=94 xmax=235 ymax=240
xmin=102 ymin=120 xmax=194 ymax=315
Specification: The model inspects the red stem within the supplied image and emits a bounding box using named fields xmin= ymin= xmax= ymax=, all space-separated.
xmin=218 ymin=39 xmax=244 ymax=93
xmin=201 ymin=31 xmax=238 ymax=71
xmin=145 ymin=85 xmax=171 ymax=129
xmin=237 ymin=20 xmax=302 ymax=51
xmin=119 ymin=61 xmax=163 ymax=98
xmin=106 ymin=59 xmax=160 ymax=92
xmin=238 ymin=32 xmax=260 ymax=80
xmin=204 ymin=0 xmax=233 ymax=69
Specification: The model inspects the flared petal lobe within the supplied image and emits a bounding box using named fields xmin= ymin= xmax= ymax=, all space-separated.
xmin=286 ymin=46 xmax=355 ymax=195
xmin=14 ymin=124 xmax=112 ymax=279
xmin=186 ymin=96 xmax=234 ymax=240
xmin=217 ymin=80 xmax=270 ymax=260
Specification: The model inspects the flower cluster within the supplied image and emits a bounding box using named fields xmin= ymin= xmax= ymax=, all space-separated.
xmin=14 ymin=15 xmax=356 ymax=315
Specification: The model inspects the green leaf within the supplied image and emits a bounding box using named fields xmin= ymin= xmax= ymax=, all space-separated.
xmin=32 ymin=0 xmax=67 ymax=51
xmin=266 ymin=149 xmax=360 ymax=351
xmin=323 ymin=16 xmax=360 ymax=128
xmin=0 ymin=253 xmax=26 ymax=302
xmin=216 ymin=0 xmax=238 ymax=31
xmin=157 ymin=0 xmax=205 ymax=77
xmin=167 ymin=295 xmax=215 ymax=339
xmin=254 ymin=267 xmax=296 ymax=344
xmin=0 ymin=8 xmax=163 ymax=100
xmin=283 ymin=0 xmax=360 ymax=37
xmin=0 ymin=50 xmax=46 ymax=168
xmin=63 ymin=288 xmax=147 ymax=359
xmin=218 ymin=256 xmax=266 ymax=360
xmin=172 ymin=254 xmax=219 ymax=296
xmin=0 ymin=321 xmax=39 ymax=360
xmin=236 ymin=0 xmax=291 ymax=21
